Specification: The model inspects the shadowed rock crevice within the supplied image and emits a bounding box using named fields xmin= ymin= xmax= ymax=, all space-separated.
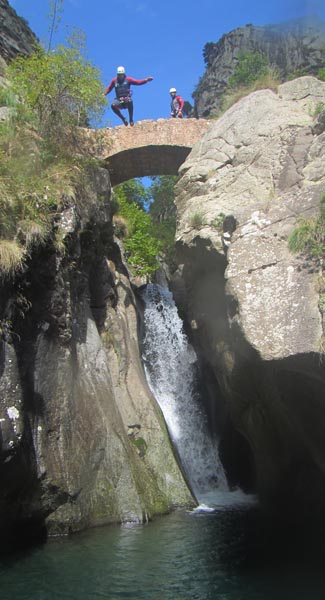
xmin=106 ymin=145 xmax=192 ymax=186
xmin=172 ymin=238 xmax=257 ymax=492
xmin=174 ymin=237 xmax=325 ymax=517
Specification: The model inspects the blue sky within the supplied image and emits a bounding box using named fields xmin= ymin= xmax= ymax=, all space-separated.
xmin=9 ymin=0 xmax=325 ymax=127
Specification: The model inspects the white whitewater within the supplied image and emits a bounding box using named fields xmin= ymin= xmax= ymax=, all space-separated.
xmin=141 ymin=284 xmax=256 ymax=510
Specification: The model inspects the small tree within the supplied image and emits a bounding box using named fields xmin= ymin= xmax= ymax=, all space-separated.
xmin=116 ymin=179 xmax=150 ymax=210
xmin=7 ymin=44 xmax=106 ymax=148
xmin=114 ymin=184 xmax=161 ymax=277
xmin=47 ymin=0 xmax=64 ymax=52
xmin=203 ymin=42 xmax=215 ymax=66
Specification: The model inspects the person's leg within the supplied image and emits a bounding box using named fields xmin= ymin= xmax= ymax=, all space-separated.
xmin=111 ymin=100 xmax=128 ymax=125
xmin=127 ymin=101 xmax=134 ymax=126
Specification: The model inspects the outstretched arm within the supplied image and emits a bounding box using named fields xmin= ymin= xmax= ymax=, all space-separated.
xmin=126 ymin=76 xmax=153 ymax=86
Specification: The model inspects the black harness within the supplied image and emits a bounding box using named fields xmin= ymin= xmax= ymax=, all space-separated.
xmin=115 ymin=78 xmax=132 ymax=103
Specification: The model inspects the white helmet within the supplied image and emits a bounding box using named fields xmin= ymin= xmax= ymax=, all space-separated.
xmin=169 ymin=87 xmax=177 ymax=93
xmin=117 ymin=66 xmax=125 ymax=74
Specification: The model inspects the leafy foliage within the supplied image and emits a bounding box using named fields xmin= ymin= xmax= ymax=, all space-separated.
xmin=148 ymin=176 xmax=177 ymax=268
xmin=209 ymin=65 xmax=280 ymax=119
xmin=113 ymin=181 xmax=161 ymax=276
xmin=118 ymin=178 xmax=150 ymax=210
xmin=228 ymin=51 xmax=270 ymax=88
xmin=182 ymin=100 xmax=194 ymax=117
xmin=0 ymin=38 xmax=105 ymax=276
xmin=148 ymin=176 xmax=177 ymax=223
xmin=211 ymin=212 xmax=226 ymax=230
xmin=113 ymin=177 xmax=178 ymax=277
xmin=7 ymin=44 xmax=106 ymax=146
xmin=203 ymin=42 xmax=216 ymax=66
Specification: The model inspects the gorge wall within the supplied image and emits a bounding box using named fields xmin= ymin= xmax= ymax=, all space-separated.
xmin=0 ymin=0 xmax=194 ymax=541
xmin=0 ymin=0 xmax=37 ymax=74
xmin=174 ymin=76 xmax=325 ymax=519
xmin=1 ymin=0 xmax=325 ymax=540
xmin=0 ymin=167 xmax=194 ymax=540
xmin=193 ymin=17 xmax=325 ymax=117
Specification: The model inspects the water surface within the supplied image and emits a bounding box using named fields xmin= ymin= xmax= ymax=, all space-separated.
xmin=1 ymin=506 xmax=325 ymax=600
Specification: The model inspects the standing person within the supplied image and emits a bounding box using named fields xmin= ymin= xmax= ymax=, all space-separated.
xmin=105 ymin=66 xmax=153 ymax=126
xmin=169 ymin=88 xmax=184 ymax=118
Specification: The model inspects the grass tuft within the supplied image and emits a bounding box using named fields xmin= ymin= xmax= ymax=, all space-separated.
xmin=0 ymin=240 xmax=24 ymax=275
xmin=210 ymin=67 xmax=281 ymax=120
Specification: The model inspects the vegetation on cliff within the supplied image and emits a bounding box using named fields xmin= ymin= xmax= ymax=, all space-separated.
xmin=288 ymin=192 xmax=325 ymax=262
xmin=289 ymin=191 xmax=325 ymax=354
xmin=194 ymin=20 xmax=325 ymax=118
xmin=0 ymin=41 xmax=106 ymax=276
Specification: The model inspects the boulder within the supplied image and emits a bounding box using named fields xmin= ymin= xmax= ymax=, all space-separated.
xmin=175 ymin=77 xmax=325 ymax=518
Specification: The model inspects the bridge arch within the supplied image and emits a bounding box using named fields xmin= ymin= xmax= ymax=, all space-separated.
xmin=89 ymin=118 xmax=209 ymax=186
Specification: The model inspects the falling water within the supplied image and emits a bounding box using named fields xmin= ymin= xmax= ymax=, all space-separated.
xmin=141 ymin=283 xmax=229 ymax=503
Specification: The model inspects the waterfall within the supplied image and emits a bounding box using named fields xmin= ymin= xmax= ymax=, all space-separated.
xmin=141 ymin=284 xmax=228 ymax=503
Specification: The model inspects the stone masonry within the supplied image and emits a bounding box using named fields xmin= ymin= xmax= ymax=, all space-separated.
xmin=83 ymin=118 xmax=210 ymax=186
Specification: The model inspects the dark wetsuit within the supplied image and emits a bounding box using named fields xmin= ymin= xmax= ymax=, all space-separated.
xmin=105 ymin=75 xmax=150 ymax=125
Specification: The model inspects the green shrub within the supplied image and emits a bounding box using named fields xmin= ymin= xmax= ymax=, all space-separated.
xmin=209 ymin=65 xmax=280 ymax=120
xmin=228 ymin=51 xmax=270 ymax=88
xmin=312 ymin=102 xmax=325 ymax=117
xmin=0 ymin=38 xmax=105 ymax=277
xmin=288 ymin=193 xmax=325 ymax=261
xmin=7 ymin=44 xmax=106 ymax=147
xmin=190 ymin=212 xmax=205 ymax=228
xmin=148 ymin=176 xmax=177 ymax=268
xmin=113 ymin=183 xmax=161 ymax=277
xmin=211 ymin=212 xmax=226 ymax=230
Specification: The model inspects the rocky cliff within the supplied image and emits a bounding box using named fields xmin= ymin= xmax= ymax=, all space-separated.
xmin=193 ymin=18 xmax=325 ymax=117
xmin=0 ymin=1 xmax=194 ymax=543
xmin=0 ymin=0 xmax=37 ymax=69
xmin=174 ymin=76 xmax=325 ymax=519
xmin=0 ymin=166 xmax=193 ymax=541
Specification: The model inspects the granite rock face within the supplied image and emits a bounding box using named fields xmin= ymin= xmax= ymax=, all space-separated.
xmin=193 ymin=18 xmax=325 ymax=117
xmin=0 ymin=0 xmax=37 ymax=64
xmin=174 ymin=77 xmax=325 ymax=517
xmin=0 ymin=167 xmax=193 ymax=540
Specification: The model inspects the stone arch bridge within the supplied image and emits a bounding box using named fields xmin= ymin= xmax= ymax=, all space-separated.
xmin=84 ymin=118 xmax=209 ymax=186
